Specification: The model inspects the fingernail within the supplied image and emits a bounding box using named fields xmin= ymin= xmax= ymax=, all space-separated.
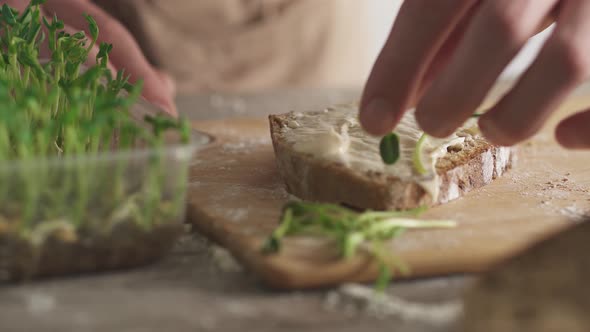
xmin=360 ymin=98 xmax=396 ymax=136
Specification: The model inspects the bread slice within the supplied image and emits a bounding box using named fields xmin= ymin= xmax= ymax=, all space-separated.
xmin=269 ymin=104 xmax=514 ymax=210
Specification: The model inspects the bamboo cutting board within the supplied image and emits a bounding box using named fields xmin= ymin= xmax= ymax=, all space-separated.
xmin=186 ymin=97 xmax=590 ymax=290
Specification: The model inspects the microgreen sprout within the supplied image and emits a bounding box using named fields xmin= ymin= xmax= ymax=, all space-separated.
xmin=380 ymin=113 xmax=483 ymax=167
xmin=413 ymin=133 xmax=429 ymax=175
xmin=0 ymin=1 xmax=192 ymax=239
xmin=263 ymin=201 xmax=456 ymax=290
xmin=379 ymin=133 xmax=401 ymax=165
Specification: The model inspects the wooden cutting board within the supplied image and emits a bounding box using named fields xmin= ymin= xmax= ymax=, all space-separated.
xmin=186 ymin=96 xmax=590 ymax=290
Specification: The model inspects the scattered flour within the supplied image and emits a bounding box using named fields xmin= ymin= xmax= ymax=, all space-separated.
xmin=215 ymin=184 xmax=289 ymax=202
xmin=209 ymin=95 xmax=247 ymax=114
xmin=559 ymin=205 xmax=590 ymax=221
xmin=196 ymin=315 xmax=218 ymax=330
xmin=221 ymin=137 xmax=272 ymax=154
xmin=189 ymin=181 xmax=202 ymax=188
xmin=323 ymin=284 xmax=462 ymax=324
xmin=210 ymin=245 xmax=243 ymax=273
xmin=222 ymin=208 xmax=249 ymax=223
xmin=172 ymin=228 xmax=244 ymax=273
xmin=26 ymin=293 xmax=56 ymax=315
xmin=510 ymin=166 xmax=590 ymax=222
xmin=223 ymin=300 xmax=259 ymax=318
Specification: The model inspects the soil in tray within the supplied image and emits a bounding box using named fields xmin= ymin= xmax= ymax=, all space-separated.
xmin=0 ymin=220 xmax=183 ymax=282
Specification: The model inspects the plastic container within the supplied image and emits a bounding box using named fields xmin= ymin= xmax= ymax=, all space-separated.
xmin=0 ymin=101 xmax=208 ymax=282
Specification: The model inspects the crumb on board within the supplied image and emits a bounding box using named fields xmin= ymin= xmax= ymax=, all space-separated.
xmin=510 ymin=168 xmax=590 ymax=221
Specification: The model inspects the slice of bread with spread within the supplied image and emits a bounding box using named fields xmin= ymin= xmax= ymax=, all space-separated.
xmin=269 ymin=104 xmax=514 ymax=210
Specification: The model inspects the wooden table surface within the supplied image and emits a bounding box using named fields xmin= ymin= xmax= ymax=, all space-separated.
xmin=0 ymin=85 xmax=586 ymax=332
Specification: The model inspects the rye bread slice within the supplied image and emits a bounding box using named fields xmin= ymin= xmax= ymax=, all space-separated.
xmin=269 ymin=109 xmax=515 ymax=210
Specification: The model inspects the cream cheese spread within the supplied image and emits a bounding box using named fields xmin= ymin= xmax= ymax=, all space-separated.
xmin=282 ymin=104 xmax=480 ymax=201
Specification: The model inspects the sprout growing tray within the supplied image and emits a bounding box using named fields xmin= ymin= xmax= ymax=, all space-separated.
xmin=0 ymin=100 xmax=208 ymax=282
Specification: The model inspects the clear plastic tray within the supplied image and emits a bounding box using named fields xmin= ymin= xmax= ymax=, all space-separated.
xmin=0 ymin=99 xmax=209 ymax=281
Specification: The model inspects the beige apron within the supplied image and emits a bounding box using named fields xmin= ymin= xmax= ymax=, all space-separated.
xmin=93 ymin=0 xmax=375 ymax=93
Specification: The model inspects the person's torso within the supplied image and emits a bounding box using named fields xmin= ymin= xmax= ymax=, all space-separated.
xmin=94 ymin=0 xmax=378 ymax=93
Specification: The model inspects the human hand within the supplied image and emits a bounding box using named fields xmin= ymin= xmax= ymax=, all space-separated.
xmin=4 ymin=0 xmax=176 ymax=116
xmin=360 ymin=0 xmax=590 ymax=149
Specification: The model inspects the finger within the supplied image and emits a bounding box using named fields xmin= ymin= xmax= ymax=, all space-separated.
xmin=2 ymin=0 xmax=27 ymax=11
xmin=415 ymin=0 xmax=558 ymax=138
xmin=42 ymin=0 xmax=177 ymax=116
xmin=382 ymin=3 xmax=557 ymax=111
xmin=480 ymin=0 xmax=590 ymax=146
xmin=360 ymin=0 xmax=476 ymax=136
xmin=152 ymin=69 xmax=177 ymax=115
xmin=556 ymin=109 xmax=590 ymax=149
xmin=155 ymin=69 xmax=176 ymax=97
xmin=414 ymin=7 xmax=478 ymax=105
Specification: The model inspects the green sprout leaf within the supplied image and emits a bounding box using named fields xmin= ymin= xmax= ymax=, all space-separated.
xmin=2 ymin=4 xmax=17 ymax=26
xmin=53 ymin=14 xmax=64 ymax=30
xmin=380 ymin=132 xmax=400 ymax=165
xmin=42 ymin=15 xmax=51 ymax=28
xmin=375 ymin=259 xmax=393 ymax=292
xmin=413 ymin=133 xmax=429 ymax=175
xmin=178 ymin=119 xmax=191 ymax=144
xmin=145 ymin=115 xmax=181 ymax=138
xmin=84 ymin=14 xmax=99 ymax=41
xmin=72 ymin=31 xmax=85 ymax=40
xmin=18 ymin=6 xmax=32 ymax=24
xmin=97 ymin=42 xmax=112 ymax=60
xmin=262 ymin=208 xmax=294 ymax=254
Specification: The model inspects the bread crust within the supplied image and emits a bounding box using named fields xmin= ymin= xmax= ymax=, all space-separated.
xmin=269 ymin=113 xmax=514 ymax=210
